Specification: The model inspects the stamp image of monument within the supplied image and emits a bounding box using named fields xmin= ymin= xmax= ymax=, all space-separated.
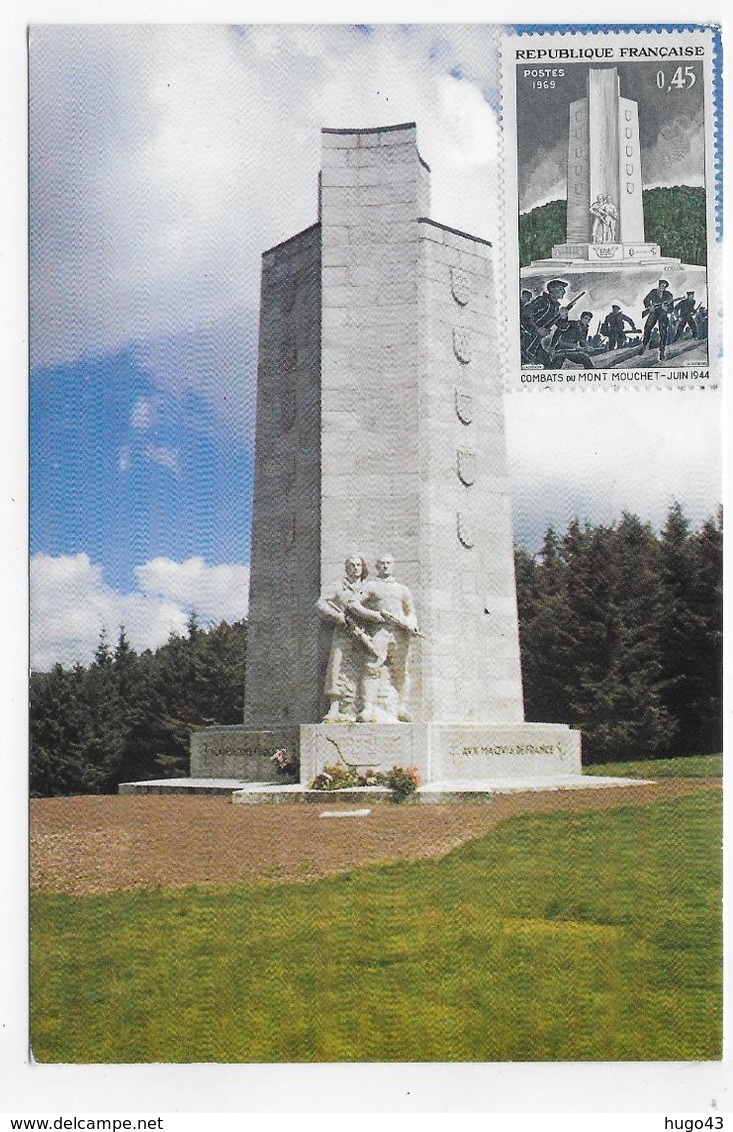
xmin=515 ymin=59 xmax=711 ymax=371
xmin=122 ymin=122 xmax=642 ymax=801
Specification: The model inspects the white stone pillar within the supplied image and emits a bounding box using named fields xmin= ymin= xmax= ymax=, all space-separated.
xmin=588 ymin=67 xmax=621 ymax=219
xmin=618 ymin=97 xmax=646 ymax=243
xmin=566 ymin=97 xmax=590 ymax=243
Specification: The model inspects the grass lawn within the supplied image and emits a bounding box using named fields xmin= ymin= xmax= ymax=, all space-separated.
xmin=584 ymin=753 xmax=722 ymax=779
xmin=31 ymin=790 xmax=722 ymax=1063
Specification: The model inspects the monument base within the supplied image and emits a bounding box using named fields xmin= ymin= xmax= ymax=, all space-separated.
xmin=229 ymin=773 xmax=650 ymax=804
xmin=299 ymin=721 xmax=581 ymax=783
xmin=120 ymin=720 xmax=583 ymax=793
xmin=119 ymin=721 xmax=661 ymax=800
xmin=547 ymin=242 xmax=671 ymax=266
xmin=117 ymin=722 xmax=662 ymax=801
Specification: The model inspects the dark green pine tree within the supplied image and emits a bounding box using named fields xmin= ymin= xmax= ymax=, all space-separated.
xmin=519 ymin=515 xmax=676 ymax=764
xmin=194 ymin=619 xmax=248 ymax=724
xmin=112 ymin=627 xmax=172 ymax=785
xmin=516 ymin=528 xmax=574 ymax=724
xmin=578 ymin=514 xmax=674 ymax=764
xmin=149 ymin=613 xmax=214 ymax=779
xmin=80 ymin=629 xmax=126 ymax=790
xmin=658 ymin=502 xmax=706 ymax=754
xmin=683 ymin=506 xmax=723 ymax=753
xmin=154 ymin=613 xmax=208 ymax=725
xmin=560 ymin=520 xmax=620 ymax=758
xmin=30 ymin=663 xmax=105 ymax=796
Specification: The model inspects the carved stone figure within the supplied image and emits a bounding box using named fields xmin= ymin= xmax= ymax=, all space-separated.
xmin=316 ymin=555 xmax=371 ymax=721
xmin=347 ymin=553 xmax=419 ymax=723
xmin=590 ymin=194 xmax=618 ymax=243
xmin=602 ymin=198 xmax=618 ymax=243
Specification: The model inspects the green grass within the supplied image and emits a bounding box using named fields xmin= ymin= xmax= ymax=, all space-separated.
xmin=584 ymin=753 xmax=722 ymax=779
xmin=31 ymin=791 xmax=722 ymax=1063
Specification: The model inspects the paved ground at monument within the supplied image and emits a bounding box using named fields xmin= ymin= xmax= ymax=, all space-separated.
xmin=31 ymin=779 xmax=718 ymax=897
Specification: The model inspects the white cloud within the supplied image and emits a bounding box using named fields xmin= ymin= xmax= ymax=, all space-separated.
xmin=519 ymin=139 xmax=566 ymax=214
xmin=131 ymin=396 xmax=153 ymax=429
xmin=30 ymin=553 xmax=249 ymax=671
xmin=144 ymin=443 xmax=181 ymax=475
xmin=644 ymin=105 xmax=706 ymax=190
xmin=135 ymin=557 xmax=250 ymax=624
xmin=30 ymin=25 xmax=501 ymax=372
xmin=505 ymin=387 xmax=722 ymax=549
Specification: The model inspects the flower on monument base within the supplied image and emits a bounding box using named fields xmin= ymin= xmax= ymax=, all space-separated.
xmin=271 ymin=748 xmax=295 ymax=773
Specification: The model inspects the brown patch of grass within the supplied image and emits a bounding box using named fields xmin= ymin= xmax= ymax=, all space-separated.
xmin=31 ymin=779 xmax=718 ymax=896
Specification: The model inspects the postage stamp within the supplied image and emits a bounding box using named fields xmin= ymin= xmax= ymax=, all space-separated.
xmin=501 ymin=24 xmax=721 ymax=387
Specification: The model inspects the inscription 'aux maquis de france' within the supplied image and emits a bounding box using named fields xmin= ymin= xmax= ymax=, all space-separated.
xmin=451 ymin=743 xmax=566 ymax=757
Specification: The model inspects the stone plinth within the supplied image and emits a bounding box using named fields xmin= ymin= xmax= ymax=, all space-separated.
xmin=299 ymin=723 xmax=427 ymax=784
xmin=300 ymin=721 xmax=580 ymax=785
xmin=184 ymin=720 xmax=581 ymax=792
xmin=190 ymin=725 xmax=299 ymax=782
xmin=119 ymin=778 xmax=251 ymax=796
xmin=550 ymin=243 xmax=666 ymax=264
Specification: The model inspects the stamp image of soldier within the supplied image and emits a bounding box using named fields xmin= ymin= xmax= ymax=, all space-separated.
xmin=520 ymin=279 xmax=587 ymax=368
xmin=601 ymin=305 xmax=639 ymax=351
xmin=673 ymin=291 xmax=700 ymax=341
xmin=640 ymin=279 xmax=674 ymax=361
xmin=550 ymin=311 xmax=595 ymax=369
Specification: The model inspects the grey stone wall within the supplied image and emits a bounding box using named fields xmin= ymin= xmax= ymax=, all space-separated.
xmin=417 ymin=219 xmax=525 ymax=722
xmin=242 ymin=222 xmax=322 ymax=728
xmin=191 ymin=725 xmax=300 ymax=781
xmin=299 ymin=722 xmax=580 ymax=785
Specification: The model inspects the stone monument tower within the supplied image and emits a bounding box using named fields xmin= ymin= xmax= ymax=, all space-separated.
xmin=190 ymin=122 xmax=581 ymax=793
xmin=550 ymin=67 xmax=675 ymax=266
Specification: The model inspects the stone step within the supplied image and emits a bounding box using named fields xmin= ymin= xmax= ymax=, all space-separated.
xmin=229 ymin=775 xmax=652 ymax=805
xmin=118 ymin=777 xmax=270 ymax=796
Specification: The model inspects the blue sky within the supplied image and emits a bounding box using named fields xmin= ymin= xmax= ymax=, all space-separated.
xmin=31 ymin=340 xmax=256 ymax=590
xmin=29 ymin=23 xmax=721 ymax=670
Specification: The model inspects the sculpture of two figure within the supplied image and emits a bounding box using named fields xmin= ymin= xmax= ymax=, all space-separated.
xmin=316 ymin=553 xmax=419 ymax=724
xmin=590 ymin=194 xmax=618 ymax=244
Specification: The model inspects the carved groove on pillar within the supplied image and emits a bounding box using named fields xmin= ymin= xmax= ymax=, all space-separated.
xmin=457 ymin=511 xmax=475 ymax=548
xmin=452 ymin=327 xmax=472 ymax=363
xmin=455 ymin=388 xmax=474 ymax=424
xmin=450 ymin=266 xmax=471 ymax=306
xmin=456 ymin=448 xmax=476 ymax=486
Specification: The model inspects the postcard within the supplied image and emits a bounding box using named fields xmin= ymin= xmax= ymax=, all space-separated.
xmin=18 ymin=19 xmax=725 ymax=1117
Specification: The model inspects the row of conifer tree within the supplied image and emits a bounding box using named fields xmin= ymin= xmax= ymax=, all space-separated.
xmin=30 ymin=502 xmax=722 ymax=796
